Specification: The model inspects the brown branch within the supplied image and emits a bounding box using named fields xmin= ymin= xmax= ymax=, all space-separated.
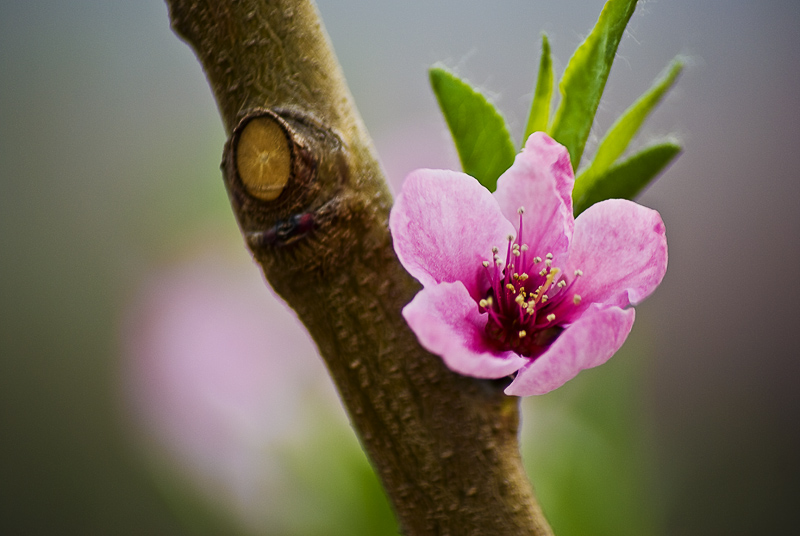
xmin=165 ymin=1 xmax=553 ymax=534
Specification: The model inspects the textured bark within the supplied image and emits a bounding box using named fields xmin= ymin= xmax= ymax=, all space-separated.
xmin=166 ymin=1 xmax=553 ymax=534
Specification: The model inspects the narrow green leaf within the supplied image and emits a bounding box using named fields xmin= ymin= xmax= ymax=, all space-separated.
xmin=580 ymin=58 xmax=683 ymax=185
xmin=523 ymin=34 xmax=554 ymax=144
xmin=549 ymin=0 xmax=638 ymax=169
xmin=429 ymin=66 xmax=517 ymax=192
xmin=573 ymin=141 xmax=681 ymax=216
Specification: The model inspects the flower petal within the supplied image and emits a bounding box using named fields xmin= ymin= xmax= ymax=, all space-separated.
xmin=493 ymin=132 xmax=575 ymax=265
xmin=390 ymin=169 xmax=515 ymax=299
xmin=566 ymin=199 xmax=668 ymax=311
xmin=403 ymin=282 xmax=526 ymax=379
xmin=505 ymin=304 xmax=635 ymax=396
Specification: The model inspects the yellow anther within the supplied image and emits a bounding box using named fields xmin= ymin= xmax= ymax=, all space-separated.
xmin=545 ymin=259 xmax=552 ymax=268
xmin=479 ymin=299 xmax=489 ymax=308
xmin=546 ymin=313 xmax=556 ymax=322
xmin=514 ymin=294 xmax=525 ymax=306
xmin=482 ymin=260 xmax=490 ymax=268
xmin=573 ymin=294 xmax=581 ymax=305
xmin=517 ymin=207 xmax=525 ymax=214
xmin=492 ymin=246 xmax=499 ymax=254
xmin=541 ymin=295 xmax=548 ymax=303
xmin=506 ymin=284 xmax=516 ymax=292
xmin=539 ymin=268 xmax=547 ymax=276
xmin=513 ymin=250 xmax=521 ymax=257
xmin=533 ymin=256 xmax=542 ymax=264
xmin=518 ymin=330 xmax=527 ymax=338
xmin=519 ymin=273 xmax=529 ymax=281
xmin=557 ymin=280 xmax=567 ymax=288
xmin=546 ymin=253 xmax=554 ymax=260
xmin=521 ymin=245 xmax=529 ymax=252
xmin=574 ymin=269 xmax=583 ymax=276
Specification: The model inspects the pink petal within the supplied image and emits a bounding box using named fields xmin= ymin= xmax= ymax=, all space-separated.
xmin=390 ymin=169 xmax=515 ymax=299
xmin=493 ymin=132 xmax=575 ymax=265
xmin=505 ymin=304 xmax=635 ymax=396
xmin=403 ymin=282 xmax=526 ymax=379
xmin=566 ymin=199 xmax=667 ymax=312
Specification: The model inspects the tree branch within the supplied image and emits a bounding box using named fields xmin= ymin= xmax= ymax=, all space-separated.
xmin=166 ymin=1 xmax=553 ymax=533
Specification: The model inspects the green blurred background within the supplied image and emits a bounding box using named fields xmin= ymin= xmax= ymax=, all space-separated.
xmin=2 ymin=1 xmax=798 ymax=534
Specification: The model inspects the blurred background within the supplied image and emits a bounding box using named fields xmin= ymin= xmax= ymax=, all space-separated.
xmin=1 ymin=0 xmax=798 ymax=534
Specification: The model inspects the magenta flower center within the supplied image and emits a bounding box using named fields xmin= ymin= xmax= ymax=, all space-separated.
xmin=479 ymin=208 xmax=583 ymax=358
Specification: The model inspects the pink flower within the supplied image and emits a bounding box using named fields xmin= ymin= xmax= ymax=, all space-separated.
xmin=389 ymin=132 xmax=667 ymax=395
xmin=121 ymin=250 xmax=334 ymax=528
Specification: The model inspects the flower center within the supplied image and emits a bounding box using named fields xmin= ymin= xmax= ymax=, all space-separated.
xmin=479 ymin=207 xmax=582 ymax=357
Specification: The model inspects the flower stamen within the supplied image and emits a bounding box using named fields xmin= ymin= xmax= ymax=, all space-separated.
xmin=476 ymin=210 xmax=588 ymax=357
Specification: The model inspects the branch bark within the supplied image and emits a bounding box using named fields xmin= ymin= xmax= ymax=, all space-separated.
xmin=166 ymin=1 xmax=553 ymax=534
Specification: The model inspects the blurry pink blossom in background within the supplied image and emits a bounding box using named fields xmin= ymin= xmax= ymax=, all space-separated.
xmin=121 ymin=245 xmax=338 ymax=528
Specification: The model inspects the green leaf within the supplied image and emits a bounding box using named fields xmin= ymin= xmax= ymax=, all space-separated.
xmin=573 ymin=141 xmax=681 ymax=216
xmin=429 ymin=66 xmax=517 ymax=192
xmin=523 ymin=34 xmax=554 ymax=144
xmin=549 ymin=0 xmax=638 ymax=169
xmin=578 ymin=58 xmax=683 ymax=188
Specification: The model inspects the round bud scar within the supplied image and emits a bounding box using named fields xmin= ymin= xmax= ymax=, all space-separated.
xmin=236 ymin=116 xmax=292 ymax=201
